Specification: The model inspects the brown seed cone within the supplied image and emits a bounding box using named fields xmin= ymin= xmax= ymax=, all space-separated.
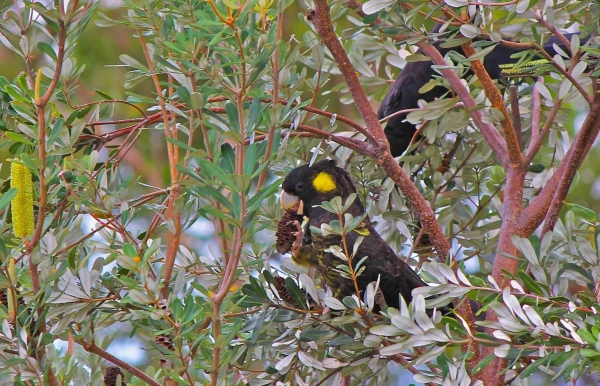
xmin=274 ymin=276 xmax=302 ymax=307
xmin=104 ymin=365 xmax=126 ymax=386
xmin=437 ymin=152 xmax=453 ymax=173
xmin=0 ymin=289 xmax=6 ymax=306
xmin=155 ymin=334 xmax=175 ymax=350
xmin=276 ymin=211 xmax=301 ymax=254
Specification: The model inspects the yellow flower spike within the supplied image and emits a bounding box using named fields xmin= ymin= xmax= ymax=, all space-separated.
xmin=133 ymin=256 xmax=141 ymax=264
xmin=229 ymin=284 xmax=238 ymax=292
xmin=34 ymin=69 xmax=42 ymax=105
xmin=7 ymin=258 xmax=16 ymax=321
xmin=10 ymin=161 xmax=35 ymax=239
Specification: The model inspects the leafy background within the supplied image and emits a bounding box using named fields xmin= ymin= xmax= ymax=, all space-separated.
xmin=0 ymin=0 xmax=599 ymax=385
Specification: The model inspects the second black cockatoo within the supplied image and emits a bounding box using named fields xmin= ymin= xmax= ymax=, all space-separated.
xmin=278 ymin=159 xmax=441 ymax=312
xmin=379 ymin=33 xmax=583 ymax=157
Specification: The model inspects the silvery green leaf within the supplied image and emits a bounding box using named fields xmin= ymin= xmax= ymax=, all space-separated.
xmin=412 ymin=294 xmax=426 ymax=313
xmin=363 ymin=334 xmax=382 ymax=347
xmin=322 ymin=358 xmax=347 ymax=369
xmin=515 ymin=0 xmax=529 ymax=13
xmin=362 ymin=0 xmax=396 ymax=14
xmin=343 ymin=193 xmax=357 ymax=211
xmin=369 ymin=325 xmax=403 ymax=336
xmin=457 ymin=269 xmax=472 ymax=286
xmin=412 ymin=345 xmax=445 ymax=366
xmin=299 ymin=273 xmax=320 ymax=306
xmin=129 ymin=289 xmax=151 ymax=304
xmin=172 ymin=267 xmax=186 ymax=296
xmin=523 ymin=305 xmax=544 ymax=327
xmin=539 ymin=231 xmax=553 ymax=260
xmin=493 ymin=330 xmax=511 ymax=342
xmin=275 ymin=353 xmax=296 ymax=372
xmin=579 ymin=242 xmax=597 ymax=265
xmin=423 ymin=329 xmax=450 ymax=343
xmin=396 ymin=221 xmax=412 ymax=241
xmin=2 ymin=320 xmax=12 ymax=340
xmin=325 ymin=245 xmax=347 ymax=261
xmin=444 ymin=0 xmax=468 ymax=7
xmin=558 ymin=79 xmax=571 ymax=100
xmin=414 ymin=311 xmax=435 ymax=332
xmin=554 ymin=54 xmax=565 ymax=69
xmin=571 ymin=61 xmax=587 ymax=78
xmin=298 ymin=351 xmax=325 ymax=370
xmin=535 ymin=82 xmax=552 ymax=100
xmin=437 ymin=264 xmax=458 ymax=284
xmin=352 ymin=236 xmax=364 ymax=257
xmin=391 ymin=314 xmax=423 ymax=335
xmin=331 ymin=373 xmax=343 ymax=386
xmin=510 ymin=280 xmax=525 ymax=294
xmin=494 ymin=344 xmax=511 ymax=358
xmin=365 ymin=281 xmax=376 ymax=312
xmin=511 ymin=236 xmax=538 ymax=265
xmin=553 ymin=43 xmax=569 ymax=58
xmin=323 ymin=297 xmax=346 ymax=310
xmin=460 ymin=24 xmax=480 ymax=38
xmin=78 ymin=267 xmax=91 ymax=296
xmin=379 ymin=342 xmax=406 ymax=356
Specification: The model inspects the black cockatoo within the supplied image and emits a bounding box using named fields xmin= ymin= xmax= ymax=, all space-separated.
xmin=278 ymin=159 xmax=439 ymax=311
xmin=379 ymin=33 xmax=584 ymax=157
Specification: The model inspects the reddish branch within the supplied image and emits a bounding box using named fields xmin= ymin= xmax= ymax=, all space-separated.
xmin=540 ymin=94 xmax=600 ymax=233
xmin=461 ymin=43 xmax=523 ymax=166
xmin=417 ymin=43 xmax=509 ymax=166
xmin=79 ymin=339 xmax=162 ymax=386
xmin=520 ymin=94 xmax=600 ymax=234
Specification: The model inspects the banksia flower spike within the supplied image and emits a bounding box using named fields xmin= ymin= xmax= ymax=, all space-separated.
xmin=10 ymin=161 xmax=34 ymax=239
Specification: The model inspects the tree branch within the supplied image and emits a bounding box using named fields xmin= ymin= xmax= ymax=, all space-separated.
xmin=417 ymin=42 xmax=509 ymax=167
xmin=540 ymin=94 xmax=600 ymax=233
xmin=461 ymin=42 xmax=523 ymax=167
xmin=520 ymin=94 xmax=600 ymax=233
xmin=79 ymin=339 xmax=162 ymax=386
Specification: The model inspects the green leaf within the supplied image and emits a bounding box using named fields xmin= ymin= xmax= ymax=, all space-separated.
xmin=362 ymin=0 xmax=396 ymax=14
xmin=120 ymin=54 xmax=146 ymax=69
xmin=272 ymin=309 xmax=303 ymax=322
xmin=285 ymin=277 xmax=307 ymax=310
xmin=467 ymin=44 xmax=497 ymax=62
xmin=123 ymin=243 xmax=138 ymax=257
xmin=565 ymin=203 xmax=596 ymax=221
xmin=177 ymin=86 xmax=191 ymax=106
xmin=472 ymin=354 xmax=496 ymax=374
xmin=37 ymin=42 xmax=57 ymax=60
xmin=299 ymin=329 xmax=329 ymax=342
xmin=246 ymin=179 xmax=282 ymax=214
xmin=94 ymin=89 xmax=114 ymax=100
xmin=225 ymin=102 xmax=240 ymax=134
xmin=5 ymin=132 xmax=35 ymax=146
xmin=197 ymin=159 xmax=236 ymax=191
xmin=517 ymin=271 xmax=545 ymax=295
xmin=0 ymin=188 xmax=17 ymax=212
xmin=47 ymin=118 xmax=64 ymax=147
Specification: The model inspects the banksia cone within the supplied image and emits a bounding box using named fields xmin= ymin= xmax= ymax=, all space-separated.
xmin=104 ymin=365 xmax=126 ymax=386
xmin=273 ymin=276 xmax=301 ymax=307
xmin=276 ymin=211 xmax=301 ymax=254
xmin=155 ymin=334 xmax=175 ymax=350
xmin=10 ymin=162 xmax=34 ymax=238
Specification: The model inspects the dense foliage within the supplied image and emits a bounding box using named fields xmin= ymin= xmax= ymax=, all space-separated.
xmin=0 ymin=0 xmax=599 ymax=385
